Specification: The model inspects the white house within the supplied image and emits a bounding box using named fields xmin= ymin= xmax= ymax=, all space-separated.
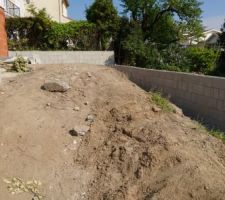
xmin=25 ymin=0 xmax=71 ymax=23
xmin=1 ymin=0 xmax=71 ymax=23
xmin=183 ymin=29 xmax=221 ymax=47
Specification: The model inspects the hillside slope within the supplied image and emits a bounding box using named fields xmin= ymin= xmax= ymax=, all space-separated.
xmin=0 ymin=64 xmax=225 ymax=200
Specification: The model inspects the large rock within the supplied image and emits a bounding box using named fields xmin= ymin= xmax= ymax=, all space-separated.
xmin=42 ymin=80 xmax=70 ymax=92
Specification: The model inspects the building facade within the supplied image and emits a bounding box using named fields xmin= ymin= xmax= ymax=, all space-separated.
xmin=26 ymin=0 xmax=71 ymax=23
xmin=183 ymin=29 xmax=221 ymax=47
xmin=2 ymin=0 xmax=70 ymax=23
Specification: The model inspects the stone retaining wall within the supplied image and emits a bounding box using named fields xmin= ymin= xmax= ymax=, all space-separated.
xmin=9 ymin=51 xmax=115 ymax=66
xmin=115 ymin=65 xmax=225 ymax=131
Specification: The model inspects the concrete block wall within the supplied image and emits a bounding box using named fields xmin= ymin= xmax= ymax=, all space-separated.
xmin=115 ymin=65 xmax=225 ymax=131
xmin=9 ymin=51 xmax=115 ymax=66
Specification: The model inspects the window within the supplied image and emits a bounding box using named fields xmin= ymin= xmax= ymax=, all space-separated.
xmin=5 ymin=0 xmax=20 ymax=17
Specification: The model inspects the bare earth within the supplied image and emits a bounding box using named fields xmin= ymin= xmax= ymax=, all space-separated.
xmin=0 ymin=64 xmax=225 ymax=200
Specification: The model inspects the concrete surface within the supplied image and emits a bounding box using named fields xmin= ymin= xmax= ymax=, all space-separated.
xmin=9 ymin=51 xmax=115 ymax=66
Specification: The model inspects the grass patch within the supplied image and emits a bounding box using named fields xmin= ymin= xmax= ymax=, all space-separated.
xmin=149 ymin=92 xmax=225 ymax=143
xmin=150 ymin=92 xmax=174 ymax=112
xmin=194 ymin=121 xmax=225 ymax=143
xmin=208 ymin=129 xmax=225 ymax=143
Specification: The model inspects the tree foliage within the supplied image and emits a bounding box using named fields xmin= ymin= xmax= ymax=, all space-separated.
xmin=6 ymin=7 xmax=97 ymax=50
xmin=185 ymin=47 xmax=219 ymax=74
xmin=86 ymin=0 xmax=120 ymax=50
xmin=121 ymin=0 xmax=203 ymax=43
xmin=7 ymin=0 xmax=221 ymax=76
xmin=116 ymin=0 xmax=204 ymax=69
xmin=216 ymin=20 xmax=225 ymax=75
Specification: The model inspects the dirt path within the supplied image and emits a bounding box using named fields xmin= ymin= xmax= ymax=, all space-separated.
xmin=0 ymin=64 xmax=225 ymax=200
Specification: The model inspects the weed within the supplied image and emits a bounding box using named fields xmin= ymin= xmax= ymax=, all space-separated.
xmin=150 ymin=92 xmax=174 ymax=112
xmin=3 ymin=177 xmax=44 ymax=199
xmin=12 ymin=56 xmax=29 ymax=72
xmin=193 ymin=121 xmax=225 ymax=143
xmin=209 ymin=129 xmax=225 ymax=143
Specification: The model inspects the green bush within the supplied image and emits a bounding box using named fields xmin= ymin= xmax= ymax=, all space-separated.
xmin=12 ymin=56 xmax=29 ymax=72
xmin=6 ymin=7 xmax=98 ymax=51
xmin=185 ymin=47 xmax=219 ymax=74
xmin=46 ymin=21 xmax=97 ymax=50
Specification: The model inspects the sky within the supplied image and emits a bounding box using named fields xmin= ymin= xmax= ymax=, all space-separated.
xmin=68 ymin=0 xmax=225 ymax=30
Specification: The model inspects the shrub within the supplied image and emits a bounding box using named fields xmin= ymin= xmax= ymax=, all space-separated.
xmin=46 ymin=21 xmax=97 ymax=50
xmin=185 ymin=47 xmax=219 ymax=74
xmin=6 ymin=7 xmax=98 ymax=51
xmin=12 ymin=56 xmax=29 ymax=72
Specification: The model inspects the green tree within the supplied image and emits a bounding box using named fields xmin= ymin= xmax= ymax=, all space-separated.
xmin=86 ymin=0 xmax=120 ymax=50
xmin=215 ymin=20 xmax=225 ymax=75
xmin=26 ymin=4 xmax=52 ymax=49
xmin=220 ymin=20 xmax=225 ymax=46
xmin=116 ymin=0 xmax=203 ymax=68
xmin=121 ymin=0 xmax=203 ymax=44
xmin=6 ymin=6 xmax=52 ymax=50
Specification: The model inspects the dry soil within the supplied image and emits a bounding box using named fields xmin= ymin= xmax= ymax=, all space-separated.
xmin=0 ymin=64 xmax=225 ymax=200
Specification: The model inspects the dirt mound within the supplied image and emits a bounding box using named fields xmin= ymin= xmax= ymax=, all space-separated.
xmin=0 ymin=64 xmax=225 ymax=200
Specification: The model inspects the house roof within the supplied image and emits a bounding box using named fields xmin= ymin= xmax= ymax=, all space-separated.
xmin=203 ymin=29 xmax=221 ymax=34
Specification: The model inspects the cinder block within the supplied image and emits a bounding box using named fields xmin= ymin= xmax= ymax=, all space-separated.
xmin=206 ymin=98 xmax=217 ymax=109
xmin=191 ymin=93 xmax=206 ymax=104
xmin=192 ymin=84 xmax=205 ymax=95
xmin=212 ymin=78 xmax=225 ymax=90
xmin=216 ymin=100 xmax=225 ymax=111
xmin=213 ymin=88 xmax=220 ymax=99
xmin=218 ymin=90 xmax=225 ymax=100
xmin=203 ymin=87 xmax=212 ymax=97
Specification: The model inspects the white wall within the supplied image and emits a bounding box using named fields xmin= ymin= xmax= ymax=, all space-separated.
xmin=0 ymin=0 xmax=5 ymax=9
xmin=24 ymin=0 xmax=70 ymax=23
xmin=9 ymin=51 xmax=115 ymax=66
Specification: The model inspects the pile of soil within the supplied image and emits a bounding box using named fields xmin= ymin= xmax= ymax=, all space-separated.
xmin=0 ymin=64 xmax=225 ymax=200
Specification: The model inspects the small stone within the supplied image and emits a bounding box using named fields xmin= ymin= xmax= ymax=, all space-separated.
xmin=86 ymin=114 xmax=95 ymax=123
xmin=67 ymin=141 xmax=78 ymax=151
xmin=135 ymin=167 xmax=143 ymax=179
xmin=152 ymin=106 xmax=161 ymax=113
xmin=105 ymin=141 xmax=111 ymax=146
xmin=46 ymin=103 xmax=51 ymax=107
xmin=69 ymin=125 xmax=90 ymax=137
xmin=73 ymin=106 xmax=80 ymax=111
xmin=84 ymin=102 xmax=89 ymax=106
xmin=42 ymin=80 xmax=70 ymax=93
xmin=87 ymin=72 xmax=92 ymax=78
xmin=172 ymin=105 xmax=183 ymax=116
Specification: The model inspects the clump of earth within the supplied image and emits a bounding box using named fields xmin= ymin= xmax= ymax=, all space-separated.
xmin=0 ymin=64 xmax=225 ymax=200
